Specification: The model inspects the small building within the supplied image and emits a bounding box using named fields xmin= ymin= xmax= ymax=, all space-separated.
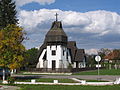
xmin=36 ymin=15 xmax=86 ymax=72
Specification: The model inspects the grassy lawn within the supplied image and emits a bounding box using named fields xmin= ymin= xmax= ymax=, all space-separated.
xmin=73 ymin=69 xmax=120 ymax=75
xmin=15 ymin=78 xmax=77 ymax=83
xmin=18 ymin=85 xmax=120 ymax=90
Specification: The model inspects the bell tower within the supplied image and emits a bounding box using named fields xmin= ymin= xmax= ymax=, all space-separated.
xmin=44 ymin=13 xmax=69 ymax=71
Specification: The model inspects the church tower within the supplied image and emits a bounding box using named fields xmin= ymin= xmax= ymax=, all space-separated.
xmin=36 ymin=14 xmax=71 ymax=71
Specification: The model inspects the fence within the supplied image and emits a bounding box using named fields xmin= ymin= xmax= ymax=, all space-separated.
xmin=23 ymin=67 xmax=102 ymax=73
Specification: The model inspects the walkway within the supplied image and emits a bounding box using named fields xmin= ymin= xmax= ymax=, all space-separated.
xmin=0 ymin=85 xmax=20 ymax=90
xmin=12 ymin=75 xmax=120 ymax=81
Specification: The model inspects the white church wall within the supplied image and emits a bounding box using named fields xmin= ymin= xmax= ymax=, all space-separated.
xmin=73 ymin=62 xmax=76 ymax=68
xmin=67 ymin=49 xmax=72 ymax=64
xmin=47 ymin=45 xmax=61 ymax=68
xmin=36 ymin=49 xmax=46 ymax=68
xmin=47 ymin=45 xmax=70 ymax=69
xmin=82 ymin=58 xmax=86 ymax=68
xmin=61 ymin=46 xmax=68 ymax=68
xmin=79 ymin=62 xmax=86 ymax=68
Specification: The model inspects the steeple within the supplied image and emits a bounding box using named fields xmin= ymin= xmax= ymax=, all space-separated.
xmin=44 ymin=13 xmax=68 ymax=46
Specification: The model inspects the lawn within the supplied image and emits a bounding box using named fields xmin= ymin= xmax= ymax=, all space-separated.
xmin=15 ymin=78 xmax=77 ymax=83
xmin=18 ymin=85 xmax=120 ymax=90
xmin=73 ymin=69 xmax=120 ymax=75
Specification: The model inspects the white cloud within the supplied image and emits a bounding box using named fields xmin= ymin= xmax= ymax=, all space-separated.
xmin=18 ymin=9 xmax=120 ymax=49
xmin=18 ymin=9 xmax=120 ymax=35
xmin=85 ymin=49 xmax=98 ymax=55
xmin=14 ymin=0 xmax=55 ymax=7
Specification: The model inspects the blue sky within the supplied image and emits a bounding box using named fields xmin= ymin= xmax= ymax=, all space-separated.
xmin=15 ymin=0 xmax=120 ymax=52
xmin=20 ymin=0 xmax=120 ymax=13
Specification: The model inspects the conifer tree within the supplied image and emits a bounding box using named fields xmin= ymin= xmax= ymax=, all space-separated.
xmin=0 ymin=0 xmax=18 ymax=29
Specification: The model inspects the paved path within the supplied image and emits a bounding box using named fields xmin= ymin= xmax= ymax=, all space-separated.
xmin=12 ymin=75 xmax=120 ymax=81
xmin=0 ymin=85 xmax=20 ymax=90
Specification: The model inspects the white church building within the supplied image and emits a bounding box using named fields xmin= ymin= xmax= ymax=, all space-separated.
xmin=36 ymin=15 xmax=86 ymax=72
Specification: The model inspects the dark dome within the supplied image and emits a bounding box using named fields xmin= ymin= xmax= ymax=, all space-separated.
xmin=44 ymin=21 xmax=68 ymax=46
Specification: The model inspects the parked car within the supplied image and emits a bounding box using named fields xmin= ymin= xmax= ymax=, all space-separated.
xmin=0 ymin=68 xmax=11 ymax=80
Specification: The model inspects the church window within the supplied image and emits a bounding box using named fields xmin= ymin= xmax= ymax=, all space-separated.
xmin=52 ymin=50 xmax=56 ymax=55
xmin=63 ymin=50 xmax=64 ymax=56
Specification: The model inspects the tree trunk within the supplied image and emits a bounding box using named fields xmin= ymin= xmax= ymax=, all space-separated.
xmin=3 ymin=68 xmax=5 ymax=81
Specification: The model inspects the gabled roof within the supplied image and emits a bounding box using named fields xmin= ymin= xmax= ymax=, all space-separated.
xmin=75 ymin=49 xmax=85 ymax=61
xmin=67 ymin=41 xmax=77 ymax=62
xmin=67 ymin=41 xmax=85 ymax=62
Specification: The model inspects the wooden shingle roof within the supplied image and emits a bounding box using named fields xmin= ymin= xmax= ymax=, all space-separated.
xmin=44 ymin=21 xmax=67 ymax=45
xmin=67 ymin=41 xmax=85 ymax=62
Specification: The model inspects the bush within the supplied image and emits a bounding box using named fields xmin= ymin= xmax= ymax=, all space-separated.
xmin=7 ymin=77 xmax=15 ymax=84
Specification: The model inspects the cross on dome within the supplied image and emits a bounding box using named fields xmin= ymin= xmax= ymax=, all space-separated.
xmin=55 ymin=13 xmax=58 ymax=21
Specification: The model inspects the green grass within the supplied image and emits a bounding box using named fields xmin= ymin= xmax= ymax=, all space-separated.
xmin=18 ymin=85 xmax=120 ymax=90
xmin=15 ymin=78 xmax=77 ymax=83
xmin=73 ymin=69 xmax=120 ymax=75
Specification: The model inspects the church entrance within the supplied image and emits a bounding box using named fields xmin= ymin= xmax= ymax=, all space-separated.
xmin=52 ymin=60 xmax=56 ymax=70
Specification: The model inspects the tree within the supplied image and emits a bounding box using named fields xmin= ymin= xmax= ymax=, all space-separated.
xmin=0 ymin=25 xmax=26 ymax=70
xmin=98 ymin=48 xmax=111 ymax=59
xmin=25 ymin=48 xmax=39 ymax=68
xmin=0 ymin=0 xmax=18 ymax=29
xmin=86 ymin=55 xmax=97 ymax=67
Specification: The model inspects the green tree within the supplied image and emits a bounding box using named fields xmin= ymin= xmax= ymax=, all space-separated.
xmin=25 ymin=48 xmax=39 ymax=68
xmin=0 ymin=0 xmax=18 ymax=29
xmin=0 ymin=25 xmax=26 ymax=70
xmin=87 ymin=55 xmax=97 ymax=67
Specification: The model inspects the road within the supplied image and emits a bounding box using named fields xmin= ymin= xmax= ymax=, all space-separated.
xmin=12 ymin=75 xmax=120 ymax=81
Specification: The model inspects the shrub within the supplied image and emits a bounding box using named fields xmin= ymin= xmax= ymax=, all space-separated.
xmin=7 ymin=77 xmax=15 ymax=84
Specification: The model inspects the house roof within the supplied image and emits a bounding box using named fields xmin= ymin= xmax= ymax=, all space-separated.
xmin=67 ymin=41 xmax=77 ymax=62
xmin=75 ymin=49 xmax=85 ymax=61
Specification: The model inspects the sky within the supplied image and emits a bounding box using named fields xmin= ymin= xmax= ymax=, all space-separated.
xmin=14 ymin=0 xmax=120 ymax=54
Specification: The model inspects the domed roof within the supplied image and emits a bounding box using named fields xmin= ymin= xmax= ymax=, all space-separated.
xmin=44 ymin=21 xmax=68 ymax=45
xmin=47 ymin=21 xmax=67 ymax=36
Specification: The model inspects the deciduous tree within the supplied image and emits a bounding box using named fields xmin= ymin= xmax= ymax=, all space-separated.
xmin=0 ymin=25 xmax=26 ymax=70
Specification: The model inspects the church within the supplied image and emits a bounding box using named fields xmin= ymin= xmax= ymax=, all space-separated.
xmin=36 ymin=14 xmax=86 ymax=72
